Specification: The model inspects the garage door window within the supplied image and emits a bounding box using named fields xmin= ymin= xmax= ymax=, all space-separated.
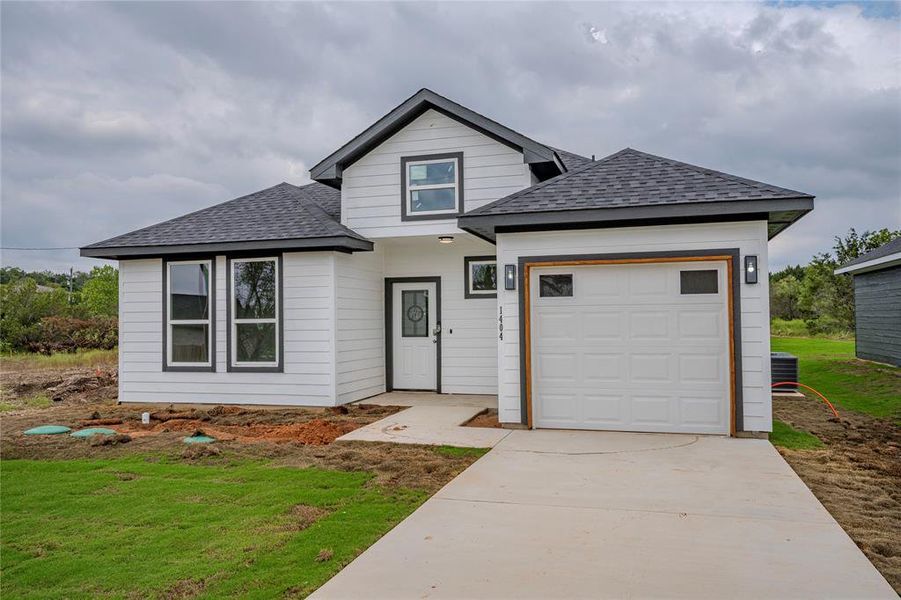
xmin=539 ymin=274 xmax=573 ymax=297
xmin=680 ymin=270 xmax=718 ymax=294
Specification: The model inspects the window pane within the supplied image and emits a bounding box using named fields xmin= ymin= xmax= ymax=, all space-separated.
xmin=235 ymin=323 xmax=277 ymax=363
xmin=471 ymin=263 xmax=497 ymax=291
xmin=234 ymin=260 xmax=276 ymax=319
xmin=409 ymin=161 xmax=455 ymax=186
xmin=171 ymin=324 xmax=209 ymax=363
xmin=410 ymin=188 xmax=456 ymax=212
xmin=401 ymin=290 xmax=428 ymax=337
xmin=539 ymin=274 xmax=573 ymax=297
xmin=170 ymin=263 xmax=209 ymax=320
xmin=680 ymin=270 xmax=718 ymax=294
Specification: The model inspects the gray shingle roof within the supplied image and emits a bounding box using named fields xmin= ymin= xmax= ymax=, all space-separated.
xmin=82 ymin=182 xmax=367 ymax=256
xmin=837 ymin=236 xmax=901 ymax=271
xmin=465 ymin=148 xmax=813 ymax=216
xmin=551 ymin=147 xmax=593 ymax=171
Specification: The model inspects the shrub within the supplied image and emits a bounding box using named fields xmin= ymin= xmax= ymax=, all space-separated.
xmin=770 ymin=318 xmax=810 ymax=337
xmin=24 ymin=316 xmax=118 ymax=354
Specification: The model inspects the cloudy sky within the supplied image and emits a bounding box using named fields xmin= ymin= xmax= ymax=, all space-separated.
xmin=2 ymin=1 xmax=899 ymax=272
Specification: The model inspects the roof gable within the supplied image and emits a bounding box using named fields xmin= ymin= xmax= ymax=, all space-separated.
xmin=309 ymin=88 xmax=565 ymax=187
xmin=835 ymin=236 xmax=901 ymax=275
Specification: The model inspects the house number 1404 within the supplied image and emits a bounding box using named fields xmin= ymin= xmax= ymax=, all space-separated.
xmin=498 ymin=305 xmax=503 ymax=341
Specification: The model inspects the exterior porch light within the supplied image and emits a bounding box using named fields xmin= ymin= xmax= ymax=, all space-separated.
xmin=505 ymin=264 xmax=516 ymax=290
xmin=438 ymin=235 xmax=455 ymax=244
xmin=744 ymin=255 xmax=758 ymax=284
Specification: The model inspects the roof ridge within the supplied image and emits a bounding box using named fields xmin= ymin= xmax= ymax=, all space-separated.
xmin=292 ymin=189 xmax=367 ymax=241
xmin=624 ymin=149 xmax=812 ymax=197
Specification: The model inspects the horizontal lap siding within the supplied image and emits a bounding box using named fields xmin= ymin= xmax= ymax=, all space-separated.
xmin=384 ymin=236 xmax=499 ymax=395
xmin=335 ymin=245 xmax=386 ymax=404
xmin=118 ymin=253 xmax=337 ymax=406
xmin=854 ymin=266 xmax=901 ymax=366
xmin=496 ymin=221 xmax=773 ymax=431
xmin=341 ymin=109 xmax=531 ymax=238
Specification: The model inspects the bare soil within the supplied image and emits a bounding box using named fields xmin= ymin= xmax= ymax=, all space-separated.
xmin=465 ymin=409 xmax=501 ymax=428
xmin=0 ymin=367 xmax=484 ymax=493
xmin=774 ymin=395 xmax=901 ymax=592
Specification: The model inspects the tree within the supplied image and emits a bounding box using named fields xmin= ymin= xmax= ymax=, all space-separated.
xmin=770 ymin=274 xmax=804 ymax=320
xmin=80 ymin=266 xmax=119 ymax=317
xmin=0 ymin=278 xmax=70 ymax=351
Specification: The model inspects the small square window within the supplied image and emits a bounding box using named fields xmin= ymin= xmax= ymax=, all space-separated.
xmin=465 ymin=256 xmax=497 ymax=298
xmin=680 ymin=270 xmax=718 ymax=294
xmin=539 ymin=274 xmax=573 ymax=297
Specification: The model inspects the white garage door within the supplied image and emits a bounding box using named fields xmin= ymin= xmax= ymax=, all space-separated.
xmin=530 ymin=261 xmax=731 ymax=434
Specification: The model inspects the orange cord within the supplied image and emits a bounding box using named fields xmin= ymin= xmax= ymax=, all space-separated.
xmin=772 ymin=381 xmax=840 ymax=419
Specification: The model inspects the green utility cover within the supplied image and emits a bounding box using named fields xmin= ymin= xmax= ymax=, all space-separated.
xmin=71 ymin=427 xmax=118 ymax=438
xmin=183 ymin=435 xmax=216 ymax=444
xmin=24 ymin=425 xmax=72 ymax=435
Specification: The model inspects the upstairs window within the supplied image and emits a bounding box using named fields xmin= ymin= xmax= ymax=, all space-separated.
xmin=230 ymin=257 xmax=281 ymax=370
xmin=166 ymin=260 xmax=213 ymax=370
xmin=401 ymin=152 xmax=463 ymax=220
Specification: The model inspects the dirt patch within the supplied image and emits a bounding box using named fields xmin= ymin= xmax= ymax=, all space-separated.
xmin=283 ymin=504 xmax=330 ymax=532
xmin=464 ymin=409 xmax=501 ymax=429
xmin=1 ymin=367 xmax=118 ymax=408
xmin=774 ymin=395 xmax=901 ymax=592
xmin=161 ymin=578 xmax=206 ymax=600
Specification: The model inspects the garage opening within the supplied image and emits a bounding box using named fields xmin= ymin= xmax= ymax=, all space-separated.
xmin=526 ymin=259 xmax=734 ymax=435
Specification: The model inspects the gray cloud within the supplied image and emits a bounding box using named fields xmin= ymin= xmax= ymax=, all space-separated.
xmin=2 ymin=1 xmax=898 ymax=272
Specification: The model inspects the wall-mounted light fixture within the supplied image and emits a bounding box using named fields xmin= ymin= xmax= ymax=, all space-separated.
xmin=505 ymin=264 xmax=516 ymax=290
xmin=437 ymin=235 xmax=455 ymax=244
xmin=744 ymin=255 xmax=758 ymax=284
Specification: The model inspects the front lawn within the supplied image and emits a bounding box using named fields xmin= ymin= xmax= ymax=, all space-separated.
xmin=771 ymin=337 xmax=900 ymax=420
xmin=1 ymin=456 xmax=426 ymax=599
xmin=769 ymin=419 xmax=823 ymax=450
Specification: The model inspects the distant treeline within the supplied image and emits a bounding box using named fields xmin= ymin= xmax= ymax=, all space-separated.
xmin=770 ymin=228 xmax=899 ymax=337
xmin=0 ymin=266 xmax=118 ymax=354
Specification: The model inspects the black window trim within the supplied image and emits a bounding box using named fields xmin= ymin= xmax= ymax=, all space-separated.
xmin=226 ymin=254 xmax=285 ymax=373
xmin=464 ymin=255 xmax=498 ymax=299
xmin=400 ymin=152 xmax=464 ymax=221
xmin=162 ymin=257 xmax=216 ymax=372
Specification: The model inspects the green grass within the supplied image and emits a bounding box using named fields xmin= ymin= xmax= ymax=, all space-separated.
xmin=771 ymin=337 xmax=900 ymax=420
xmin=1 ymin=456 xmax=427 ymax=599
xmin=1 ymin=349 xmax=118 ymax=371
xmin=0 ymin=394 xmax=52 ymax=412
xmin=434 ymin=445 xmax=490 ymax=459
xmin=770 ymin=419 xmax=824 ymax=450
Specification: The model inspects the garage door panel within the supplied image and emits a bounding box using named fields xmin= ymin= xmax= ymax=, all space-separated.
xmin=532 ymin=261 xmax=730 ymax=435
xmin=629 ymin=311 xmax=670 ymax=340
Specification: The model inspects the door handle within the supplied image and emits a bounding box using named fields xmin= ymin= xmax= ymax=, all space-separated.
xmin=432 ymin=323 xmax=441 ymax=343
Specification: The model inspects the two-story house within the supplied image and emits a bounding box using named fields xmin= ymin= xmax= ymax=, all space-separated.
xmin=81 ymin=88 xmax=814 ymax=435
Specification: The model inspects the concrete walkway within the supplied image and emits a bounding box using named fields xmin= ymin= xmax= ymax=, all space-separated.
xmin=313 ymin=430 xmax=895 ymax=599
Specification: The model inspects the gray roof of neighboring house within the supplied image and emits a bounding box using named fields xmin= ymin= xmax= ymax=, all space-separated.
xmin=81 ymin=182 xmax=370 ymax=259
xmin=835 ymin=236 xmax=901 ymax=274
xmin=458 ymin=148 xmax=814 ymax=241
xmin=310 ymin=88 xmax=569 ymax=187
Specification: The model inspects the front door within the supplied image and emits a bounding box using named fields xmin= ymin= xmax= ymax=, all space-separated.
xmin=392 ymin=281 xmax=438 ymax=390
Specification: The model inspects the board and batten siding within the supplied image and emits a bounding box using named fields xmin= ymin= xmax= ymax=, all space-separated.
xmin=341 ymin=108 xmax=532 ymax=238
xmin=495 ymin=221 xmax=774 ymax=432
xmin=118 ymin=252 xmax=337 ymax=406
xmin=381 ymin=235 xmax=499 ymax=395
xmin=335 ymin=245 xmax=387 ymax=403
xmin=854 ymin=265 xmax=901 ymax=366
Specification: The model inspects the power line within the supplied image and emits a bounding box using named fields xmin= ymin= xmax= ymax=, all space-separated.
xmin=0 ymin=246 xmax=80 ymax=250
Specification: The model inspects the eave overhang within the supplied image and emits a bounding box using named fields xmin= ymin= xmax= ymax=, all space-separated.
xmin=80 ymin=235 xmax=374 ymax=260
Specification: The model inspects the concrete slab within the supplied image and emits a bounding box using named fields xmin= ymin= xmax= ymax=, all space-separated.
xmin=337 ymin=405 xmax=510 ymax=448
xmin=313 ymin=430 xmax=895 ymax=599
xmin=359 ymin=391 xmax=497 ymax=409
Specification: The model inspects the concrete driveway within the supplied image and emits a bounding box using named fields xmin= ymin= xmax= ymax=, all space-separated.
xmin=312 ymin=430 xmax=895 ymax=599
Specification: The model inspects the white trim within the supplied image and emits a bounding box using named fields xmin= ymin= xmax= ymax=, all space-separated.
xmin=834 ymin=252 xmax=901 ymax=275
xmin=468 ymin=259 xmax=497 ymax=295
xmin=167 ymin=259 xmax=213 ymax=367
xmin=406 ymin=157 xmax=459 ymax=216
xmin=230 ymin=256 xmax=280 ymax=368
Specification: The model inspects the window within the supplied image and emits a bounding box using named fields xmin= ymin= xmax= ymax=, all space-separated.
xmin=539 ymin=274 xmax=573 ymax=297
xmin=464 ymin=256 xmax=497 ymax=298
xmin=401 ymin=290 xmax=429 ymax=337
xmin=680 ymin=270 xmax=719 ymax=295
xmin=166 ymin=260 xmax=213 ymax=369
xmin=230 ymin=257 xmax=280 ymax=369
xmin=401 ymin=152 xmax=463 ymax=220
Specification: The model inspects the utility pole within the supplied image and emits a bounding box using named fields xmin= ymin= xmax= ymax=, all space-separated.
xmin=68 ymin=267 xmax=74 ymax=304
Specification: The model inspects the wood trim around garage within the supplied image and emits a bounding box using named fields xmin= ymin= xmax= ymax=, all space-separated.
xmin=517 ymin=250 xmax=744 ymax=434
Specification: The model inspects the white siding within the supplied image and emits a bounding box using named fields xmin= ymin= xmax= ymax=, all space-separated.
xmin=341 ymin=109 xmax=532 ymax=238
xmin=118 ymin=252 xmax=338 ymax=406
xmin=496 ymin=221 xmax=773 ymax=432
xmin=382 ymin=235 xmax=499 ymax=395
xmin=335 ymin=245 xmax=386 ymax=404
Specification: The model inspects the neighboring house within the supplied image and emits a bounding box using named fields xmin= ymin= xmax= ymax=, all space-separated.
xmin=835 ymin=237 xmax=901 ymax=366
xmin=81 ymin=88 xmax=815 ymax=435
